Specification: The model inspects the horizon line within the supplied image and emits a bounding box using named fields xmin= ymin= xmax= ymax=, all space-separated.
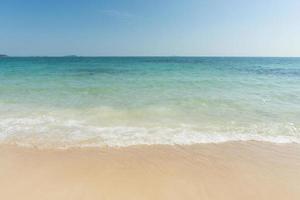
xmin=2 ymin=55 xmax=300 ymax=58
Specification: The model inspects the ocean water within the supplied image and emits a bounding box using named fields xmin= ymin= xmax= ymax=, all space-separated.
xmin=0 ymin=57 xmax=300 ymax=148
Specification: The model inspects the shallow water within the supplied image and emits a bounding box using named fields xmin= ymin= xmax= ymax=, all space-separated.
xmin=0 ymin=57 xmax=300 ymax=147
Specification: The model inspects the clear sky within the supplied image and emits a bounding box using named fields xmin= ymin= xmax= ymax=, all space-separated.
xmin=1 ymin=0 xmax=300 ymax=56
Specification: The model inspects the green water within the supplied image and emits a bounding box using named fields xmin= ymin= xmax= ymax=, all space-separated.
xmin=0 ymin=57 xmax=300 ymax=147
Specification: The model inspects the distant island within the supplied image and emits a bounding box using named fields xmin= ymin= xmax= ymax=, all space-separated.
xmin=0 ymin=54 xmax=8 ymax=57
xmin=63 ymin=55 xmax=78 ymax=57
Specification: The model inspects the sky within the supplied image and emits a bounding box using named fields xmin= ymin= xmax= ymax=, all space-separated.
xmin=0 ymin=0 xmax=300 ymax=56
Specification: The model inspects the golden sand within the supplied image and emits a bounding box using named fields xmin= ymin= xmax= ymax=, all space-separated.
xmin=0 ymin=142 xmax=300 ymax=200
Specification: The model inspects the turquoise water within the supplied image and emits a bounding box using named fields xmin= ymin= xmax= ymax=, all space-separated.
xmin=0 ymin=57 xmax=300 ymax=147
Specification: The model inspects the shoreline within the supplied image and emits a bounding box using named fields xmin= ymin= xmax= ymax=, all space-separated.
xmin=1 ymin=141 xmax=300 ymax=200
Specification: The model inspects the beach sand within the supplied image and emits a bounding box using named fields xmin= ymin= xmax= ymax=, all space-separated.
xmin=1 ymin=142 xmax=300 ymax=200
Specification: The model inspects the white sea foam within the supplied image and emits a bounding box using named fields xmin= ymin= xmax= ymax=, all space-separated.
xmin=0 ymin=117 xmax=299 ymax=148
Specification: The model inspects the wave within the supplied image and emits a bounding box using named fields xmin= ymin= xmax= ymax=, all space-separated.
xmin=0 ymin=117 xmax=299 ymax=148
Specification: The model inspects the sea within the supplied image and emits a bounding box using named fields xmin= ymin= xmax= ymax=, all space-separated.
xmin=0 ymin=57 xmax=299 ymax=148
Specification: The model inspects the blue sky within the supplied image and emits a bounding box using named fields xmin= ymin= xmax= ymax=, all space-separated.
xmin=1 ymin=0 xmax=300 ymax=56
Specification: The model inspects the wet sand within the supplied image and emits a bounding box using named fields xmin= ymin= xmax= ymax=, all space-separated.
xmin=1 ymin=142 xmax=300 ymax=200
